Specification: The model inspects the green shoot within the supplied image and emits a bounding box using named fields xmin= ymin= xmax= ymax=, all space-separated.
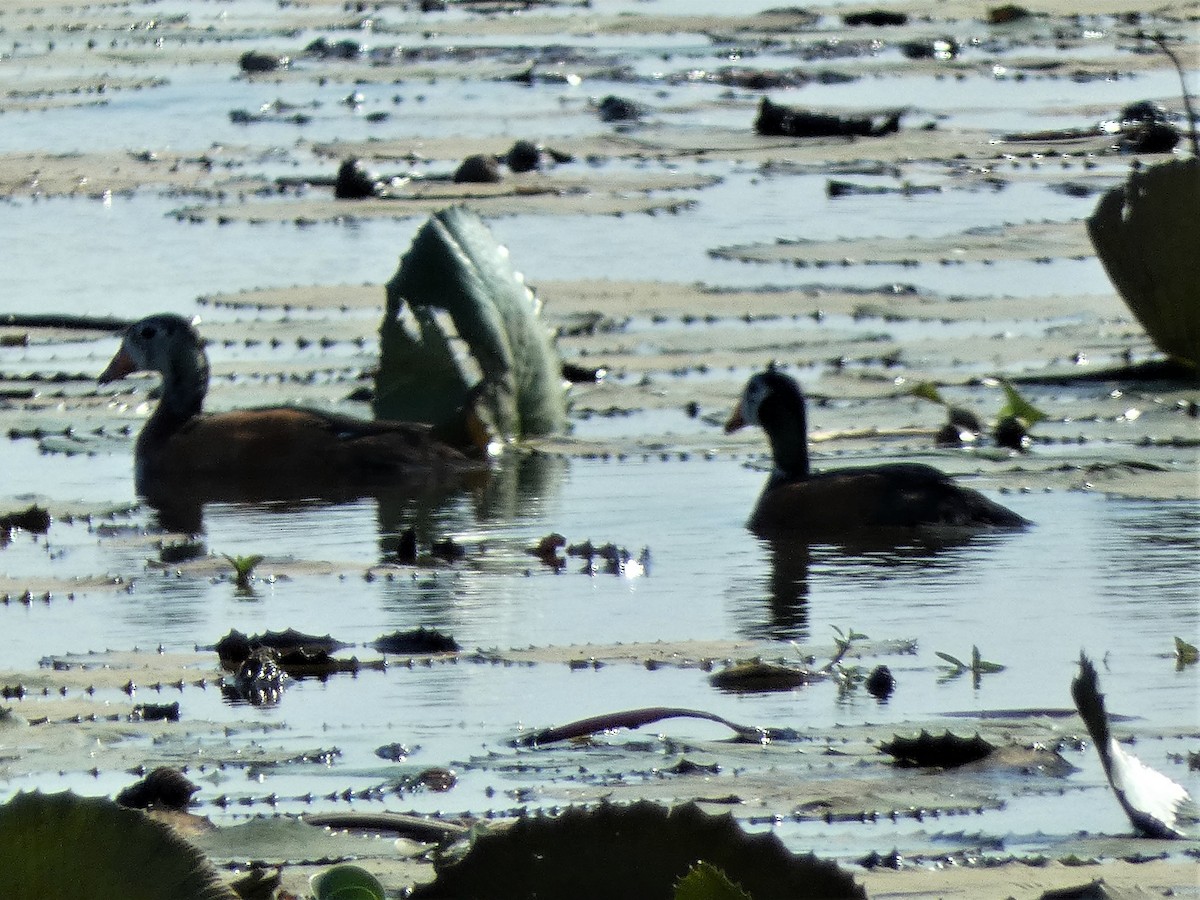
xmin=1175 ymin=636 xmax=1198 ymax=668
xmin=936 ymin=645 xmax=1006 ymax=688
xmin=997 ymin=380 xmax=1048 ymax=427
xmin=223 ymin=553 xmax=265 ymax=590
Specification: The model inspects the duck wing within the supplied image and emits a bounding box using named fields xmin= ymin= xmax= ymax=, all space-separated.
xmin=1072 ymin=653 xmax=1193 ymax=839
xmin=752 ymin=463 xmax=1027 ymax=533
xmin=150 ymin=407 xmax=481 ymax=479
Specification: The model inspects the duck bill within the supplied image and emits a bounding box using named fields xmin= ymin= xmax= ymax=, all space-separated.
xmin=724 ymin=404 xmax=747 ymax=434
xmin=98 ymin=347 xmax=137 ymax=384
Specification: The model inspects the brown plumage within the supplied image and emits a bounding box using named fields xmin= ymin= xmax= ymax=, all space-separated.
xmin=725 ymin=366 xmax=1030 ymax=535
xmin=99 ymin=314 xmax=485 ymax=496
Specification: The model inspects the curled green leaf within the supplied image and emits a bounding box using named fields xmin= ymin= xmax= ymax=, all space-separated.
xmin=310 ymin=864 xmax=385 ymax=900
xmin=909 ymin=381 xmax=946 ymax=405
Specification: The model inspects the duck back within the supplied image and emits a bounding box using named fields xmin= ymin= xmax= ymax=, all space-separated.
xmin=750 ymin=462 xmax=1029 ymax=534
xmin=136 ymin=406 xmax=478 ymax=487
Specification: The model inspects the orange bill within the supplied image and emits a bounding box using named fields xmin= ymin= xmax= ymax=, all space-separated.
xmin=98 ymin=347 xmax=137 ymax=384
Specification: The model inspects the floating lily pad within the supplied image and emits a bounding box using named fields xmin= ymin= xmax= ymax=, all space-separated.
xmin=880 ymin=730 xmax=995 ymax=769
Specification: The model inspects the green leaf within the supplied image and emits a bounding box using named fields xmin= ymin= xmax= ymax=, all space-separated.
xmin=222 ymin=553 xmax=264 ymax=588
xmin=0 ymin=791 xmax=237 ymax=899
xmin=935 ymin=651 xmax=967 ymax=671
xmin=409 ymin=800 xmax=864 ymax=899
xmin=675 ymin=861 xmax=753 ymax=900
xmin=997 ymin=380 xmax=1048 ymax=427
xmin=971 ymin=645 xmax=1006 ymax=673
xmin=1175 ymin=636 xmax=1199 ymax=666
xmin=375 ymin=207 xmax=567 ymax=442
xmin=310 ymin=864 xmax=385 ymax=900
xmin=1086 ymin=157 xmax=1200 ymax=369
xmin=909 ymin=381 xmax=945 ymax=405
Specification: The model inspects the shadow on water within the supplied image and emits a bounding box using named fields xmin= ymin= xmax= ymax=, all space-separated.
xmin=745 ymin=527 xmax=1023 ymax=641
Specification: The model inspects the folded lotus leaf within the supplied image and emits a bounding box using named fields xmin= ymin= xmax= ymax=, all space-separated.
xmin=409 ymin=800 xmax=866 ymax=899
xmin=375 ymin=299 xmax=475 ymax=441
xmin=0 ymin=791 xmax=237 ymax=899
xmin=375 ymin=206 xmax=567 ymax=442
xmin=1087 ymin=157 xmax=1200 ymax=369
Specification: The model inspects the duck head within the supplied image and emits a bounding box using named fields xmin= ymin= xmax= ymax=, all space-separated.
xmin=99 ymin=314 xmax=210 ymax=422
xmin=726 ymin=365 xmax=811 ymax=481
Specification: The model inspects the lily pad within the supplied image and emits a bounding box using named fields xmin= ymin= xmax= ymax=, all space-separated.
xmin=409 ymin=800 xmax=865 ymax=899
xmin=880 ymin=730 xmax=995 ymax=769
xmin=674 ymin=861 xmax=753 ymax=900
xmin=0 ymin=791 xmax=237 ymax=899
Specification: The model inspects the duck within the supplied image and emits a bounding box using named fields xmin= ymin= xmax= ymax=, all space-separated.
xmin=724 ymin=366 xmax=1030 ymax=534
xmin=98 ymin=314 xmax=486 ymax=495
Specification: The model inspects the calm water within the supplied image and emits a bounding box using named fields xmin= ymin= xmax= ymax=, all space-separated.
xmin=1 ymin=448 xmax=1197 ymax=851
xmin=1 ymin=0 xmax=1197 ymax=868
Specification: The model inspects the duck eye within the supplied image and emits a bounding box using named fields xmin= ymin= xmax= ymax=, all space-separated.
xmin=139 ymin=325 xmax=156 ymax=340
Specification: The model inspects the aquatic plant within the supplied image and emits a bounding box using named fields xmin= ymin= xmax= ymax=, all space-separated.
xmin=1087 ymin=157 xmax=1200 ymax=371
xmin=310 ymin=864 xmax=385 ymax=900
xmin=408 ymin=800 xmax=865 ymax=899
xmin=222 ymin=553 xmax=264 ymax=590
xmin=997 ymin=379 xmax=1048 ymax=429
xmin=1175 ymin=637 xmax=1198 ymax=668
xmin=910 ymin=379 xmax=1047 ymax=448
xmin=675 ymin=861 xmax=753 ymax=900
xmin=375 ymin=206 xmax=567 ymax=445
xmin=0 ymin=791 xmax=236 ymax=899
xmin=936 ymin=645 xmax=1006 ymax=688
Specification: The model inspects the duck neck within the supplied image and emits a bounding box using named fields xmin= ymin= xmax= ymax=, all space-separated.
xmin=761 ymin=395 xmax=810 ymax=483
xmin=144 ymin=345 xmax=208 ymax=440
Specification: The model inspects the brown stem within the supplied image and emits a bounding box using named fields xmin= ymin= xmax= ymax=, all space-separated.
xmin=515 ymin=706 xmax=766 ymax=746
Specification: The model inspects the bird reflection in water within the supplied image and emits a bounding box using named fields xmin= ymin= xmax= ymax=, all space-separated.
xmin=746 ymin=529 xmax=1013 ymax=642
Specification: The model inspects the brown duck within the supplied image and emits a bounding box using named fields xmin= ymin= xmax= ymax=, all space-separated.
xmin=99 ymin=314 xmax=485 ymax=494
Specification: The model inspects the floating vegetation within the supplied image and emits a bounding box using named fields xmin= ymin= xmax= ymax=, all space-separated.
xmin=0 ymin=791 xmax=237 ymax=899
xmin=880 ymin=730 xmax=996 ymax=769
xmin=936 ymin=646 xmax=1007 ymax=687
xmin=711 ymin=625 xmax=865 ymax=693
xmin=116 ymin=767 xmax=199 ymax=811
xmin=311 ymin=864 xmax=385 ymax=900
xmin=408 ymin=801 xmax=866 ymax=900
xmin=221 ymin=553 xmax=264 ymax=591
xmin=374 ymin=207 xmax=567 ymax=446
xmin=372 ymin=627 xmax=460 ymax=655
xmin=1087 ymin=157 xmax=1200 ymax=371
xmin=213 ymin=628 xmax=351 ymax=666
xmin=0 ymin=504 xmax=50 ymax=545
xmin=1175 ymin=637 xmax=1199 ymax=668
xmin=674 ymin=861 xmax=753 ymax=900
xmin=515 ymin=706 xmax=778 ymax=747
